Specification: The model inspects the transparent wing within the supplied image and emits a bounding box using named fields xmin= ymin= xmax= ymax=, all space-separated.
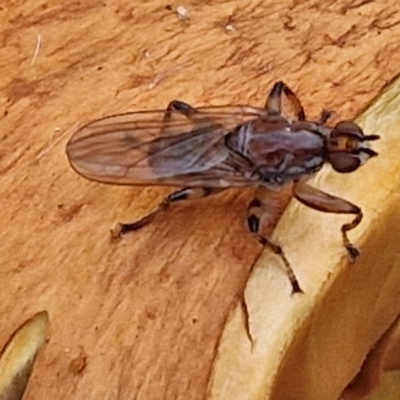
xmin=66 ymin=105 xmax=266 ymax=187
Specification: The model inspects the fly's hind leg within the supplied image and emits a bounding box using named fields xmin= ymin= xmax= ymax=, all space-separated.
xmin=113 ymin=187 xmax=224 ymax=237
xmin=247 ymin=188 xmax=303 ymax=294
xmin=163 ymin=99 xmax=217 ymax=130
xmin=265 ymin=81 xmax=306 ymax=121
xmin=164 ymin=100 xmax=195 ymax=118
xmin=112 ymin=99 xmax=218 ymax=237
xmin=159 ymin=100 xmax=198 ymax=136
xmin=293 ymin=181 xmax=363 ymax=261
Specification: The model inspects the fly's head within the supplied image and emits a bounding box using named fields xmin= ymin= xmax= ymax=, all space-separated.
xmin=326 ymin=121 xmax=380 ymax=173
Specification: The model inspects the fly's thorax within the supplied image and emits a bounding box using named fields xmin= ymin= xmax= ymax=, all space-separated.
xmin=225 ymin=118 xmax=326 ymax=186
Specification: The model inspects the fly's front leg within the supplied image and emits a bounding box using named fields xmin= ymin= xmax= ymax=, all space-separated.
xmin=265 ymin=81 xmax=306 ymax=121
xmin=113 ymin=187 xmax=224 ymax=237
xmin=247 ymin=187 xmax=302 ymax=294
xmin=293 ymin=181 xmax=363 ymax=261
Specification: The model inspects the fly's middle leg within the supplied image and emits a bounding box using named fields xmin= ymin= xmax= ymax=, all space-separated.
xmin=265 ymin=81 xmax=306 ymax=121
xmin=113 ymin=187 xmax=224 ymax=237
xmin=318 ymin=109 xmax=333 ymax=124
xmin=247 ymin=195 xmax=303 ymax=294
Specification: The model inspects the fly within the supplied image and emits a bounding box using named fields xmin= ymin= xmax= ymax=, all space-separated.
xmin=66 ymin=81 xmax=380 ymax=293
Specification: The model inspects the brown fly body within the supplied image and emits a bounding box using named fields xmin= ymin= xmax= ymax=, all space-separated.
xmin=66 ymin=81 xmax=379 ymax=292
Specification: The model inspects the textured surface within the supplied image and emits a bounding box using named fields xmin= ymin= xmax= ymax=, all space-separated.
xmin=1 ymin=1 xmax=400 ymax=399
xmin=0 ymin=312 xmax=48 ymax=400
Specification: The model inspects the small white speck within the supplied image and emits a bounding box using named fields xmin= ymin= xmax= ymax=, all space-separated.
xmin=176 ymin=5 xmax=189 ymax=21
xmin=30 ymin=34 xmax=42 ymax=66
xmin=225 ymin=24 xmax=234 ymax=32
